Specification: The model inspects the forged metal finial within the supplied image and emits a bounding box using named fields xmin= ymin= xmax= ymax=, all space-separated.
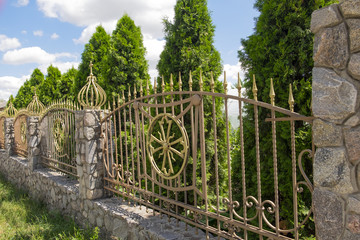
xmin=270 ymin=78 xmax=275 ymax=106
xmin=128 ymin=85 xmax=131 ymax=100
xmin=77 ymin=61 xmax=106 ymax=109
xmin=133 ymin=83 xmax=137 ymax=97
xmin=170 ymin=74 xmax=174 ymax=92
xmin=237 ymin=73 xmax=242 ymax=98
xmin=178 ymin=72 xmax=182 ymax=91
xmin=224 ymin=71 xmax=228 ymax=95
xmin=154 ymin=77 xmax=157 ymax=94
xmin=210 ymin=72 xmax=215 ymax=93
xmin=161 ymin=75 xmax=165 ymax=93
xmin=89 ymin=61 xmax=94 ymax=76
xmin=189 ymin=71 xmax=193 ymax=91
xmin=199 ymin=70 xmax=203 ymax=91
xmin=252 ymin=74 xmax=258 ymax=101
xmin=289 ymin=83 xmax=294 ymax=112
xmin=27 ymin=87 xmax=45 ymax=115
xmin=5 ymin=98 xmax=17 ymax=117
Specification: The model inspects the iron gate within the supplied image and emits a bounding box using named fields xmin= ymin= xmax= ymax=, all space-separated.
xmin=0 ymin=116 xmax=5 ymax=149
xmin=13 ymin=111 xmax=28 ymax=157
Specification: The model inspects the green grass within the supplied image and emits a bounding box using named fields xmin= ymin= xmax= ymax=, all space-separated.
xmin=0 ymin=173 xmax=99 ymax=240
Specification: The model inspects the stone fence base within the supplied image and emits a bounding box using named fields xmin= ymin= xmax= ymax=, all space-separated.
xmin=0 ymin=151 xmax=208 ymax=240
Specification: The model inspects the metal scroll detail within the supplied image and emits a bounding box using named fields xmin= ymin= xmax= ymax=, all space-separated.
xmin=147 ymin=113 xmax=189 ymax=180
xmin=52 ymin=118 xmax=65 ymax=153
xmin=20 ymin=122 xmax=27 ymax=144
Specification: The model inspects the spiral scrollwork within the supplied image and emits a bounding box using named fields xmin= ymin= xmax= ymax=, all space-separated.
xmin=223 ymin=221 xmax=241 ymax=237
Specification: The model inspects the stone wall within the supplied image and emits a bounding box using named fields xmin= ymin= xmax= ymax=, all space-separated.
xmin=311 ymin=1 xmax=360 ymax=239
xmin=0 ymin=110 xmax=208 ymax=240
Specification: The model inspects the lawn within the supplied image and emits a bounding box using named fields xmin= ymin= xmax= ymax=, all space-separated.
xmin=0 ymin=173 xmax=99 ymax=240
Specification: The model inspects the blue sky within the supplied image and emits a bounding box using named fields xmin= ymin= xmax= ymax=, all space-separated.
xmin=0 ymin=0 xmax=258 ymax=100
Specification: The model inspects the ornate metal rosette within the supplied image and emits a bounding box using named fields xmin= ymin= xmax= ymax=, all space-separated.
xmin=52 ymin=118 xmax=65 ymax=153
xmin=20 ymin=121 xmax=26 ymax=143
xmin=147 ymin=113 xmax=189 ymax=180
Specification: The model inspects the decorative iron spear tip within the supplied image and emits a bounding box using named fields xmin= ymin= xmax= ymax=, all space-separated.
xmin=199 ymin=70 xmax=203 ymax=91
xmin=146 ymin=80 xmax=149 ymax=96
xmin=170 ymin=73 xmax=174 ymax=92
xmin=140 ymin=84 xmax=143 ymax=97
xmin=154 ymin=77 xmax=157 ymax=94
xmin=210 ymin=71 xmax=215 ymax=93
xmin=128 ymin=85 xmax=131 ymax=100
xmin=122 ymin=90 xmax=125 ymax=101
xmin=270 ymin=78 xmax=276 ymax=106
xmin=133 ymin=83 xmax=137 ymax=97
xmin=252 ymin=74 xmax=258 ymax=101
xmin=178 ymin=72 xmax=182 ymax=91
xmin=189 ymin=70 xmax=193 ymax=91
xmin=89 ymin=61 xmax=94 ymax=76
xmin=224 ymin=71 xmax=228 ymax=95
xmin=112 ymin=95 xmax=116 ymax=108
xmin=161 ymin=75 xmax=165 ymax=93
xmin=289 ymin=83 xmax=295 ymax=112
xmin=237 ymin=72 xmax=242 ymax=98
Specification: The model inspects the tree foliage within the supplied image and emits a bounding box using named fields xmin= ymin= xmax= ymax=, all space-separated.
xmin=14 ymin=68 xmax=44 ymax=109
xmin=38 ymin=65 xmax=61 ymax=106
xmin=104 ymin=14 xmax=150 ymax=98
xmin=233 ymin=0 xmax=337 ymax=236
xmin=72 ymin=25 xmax=111 ymax=97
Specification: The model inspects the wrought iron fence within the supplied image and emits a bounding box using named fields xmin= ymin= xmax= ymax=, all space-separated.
xmin=13 ymin=111 xmax=28 ymax=158
xmin=0 ymin=116 xmax=5 ymax=149
xmin=39 ymin=100 xmax=78 ymax=178
xmin=101 ymin=72 xmax=314 ymax=240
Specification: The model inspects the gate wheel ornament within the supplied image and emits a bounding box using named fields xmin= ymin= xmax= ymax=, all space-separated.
xmin=20 ymin=122 xmax=26 ymax=143
xmin=147 ymin=113 xmax=189 ymax=180
xmin=53 ymin=118 xmax=65 ymax=152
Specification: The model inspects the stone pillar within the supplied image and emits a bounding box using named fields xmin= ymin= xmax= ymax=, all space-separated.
xmin=311 ymin=1 xmax=360 ymax=239
xmin=28 ymin=116 xmax=41 ymax=170
xmin=4 ymin=118 xmax=14 ymax=156
xmin=76 ymin=110 xmax=104 ymax=200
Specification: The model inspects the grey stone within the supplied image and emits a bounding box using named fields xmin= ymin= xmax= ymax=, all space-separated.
xmin=348 ymin=215 xmax=360 ymax=234
xmin=340 ymin=0 xmax=360 ymax=18
xmin=348 ymin=53 xmax=360 ymax=81
xmin=343 ymin=229 xmax=360 ymax=240
xmin=112 ymin=218 xmax=128 ymax=239
xmin=313 ymin=23 xmax=349 ymax=69
xmin=96 ymin=216 xmax=104 ymax=227
xmin=84 ymin=127 xmax=95 ymax=140
xmin=312 ymin=68 xmax=357 ymax=124
xmin=348 ymin=196 xmax=360 ymax=215
xmin=312 ymin=119 xmax=343 ymax=147
xmin=104 ymin=215 xmax=113 ymax=231
xmin=314 ymin=147 xmax=353 ymax=195
xmin=345 ymin=112 xmax=360 ymax=127
xmin=84 ymin=112 xmax=97 ymax=126
xmin=348 ymin=19 xmax=360 ymax=53
xmin=311 ymin=5 xmax=342 ymax=34
xmin=313 ymin=188 xmax=345 ymax=240
xmin=345 ymin=126 xmax=360 ymax=165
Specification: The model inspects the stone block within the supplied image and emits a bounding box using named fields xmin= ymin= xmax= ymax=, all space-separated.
xmin=314 ymin=147 xmax=353 ymax=195
xmin=112 ymin=218 xmax=128 ymax=239
xmin=313 ymin=188 xmax=345 ymax=240
xmin=348 ymin=53 xmax=360 ymax=80
xmin=343 ymin=229 xmax=360 ymax=240
xmin=313 ymin=23 xmax=349 ymax=69
xmin=340 ymin=0 xmax=360 ymax=18
xmin=348 ymin=19 xmax=360 ymax=53
xmin=348 ymin=196 xmax=360 ymax=215
xmin=347 ymin=215 xmax=360 ymax=234
xmin=345 ymin=112 xmax=360 ymax=127
xmin=344 ymin=126 xmax=360 ymax=165
xmin=312 ymin=119 xmax=343 ymax=147
xmin=84 ymin=127 xmax=95 ymax=140
xmin=311 ymin=5 xmax=342 ymax=34
xmin=312 ymin=68 xmax=357 ymax=124
xmin=84 ymin=111 xmax=97 ymax=126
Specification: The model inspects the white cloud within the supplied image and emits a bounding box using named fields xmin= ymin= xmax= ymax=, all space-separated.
xmin=21 ymin=30 xmax=27 ymax=34
xmin=3 ymin=47 xmax=56 ymax=65
xmin=16 ymin=0 xmax=29 ymax=6
xmin=37 ymin=0 xmax=176 ymax=41
xmin=51 ymin=33 xmax=59 ymax=39
xmin=0 ymin=35 xmax=21 ymax=52
xmin=219 ymin=62 xmax=245 ymax=86
xmin=0 ymin=75 xmax=29 ymax=100
xmin=33 ymin=30 xmax=43 ymax=37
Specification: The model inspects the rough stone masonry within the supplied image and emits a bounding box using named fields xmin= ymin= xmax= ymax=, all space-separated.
xmin=311 ymin=1 xmax=360 ymax=239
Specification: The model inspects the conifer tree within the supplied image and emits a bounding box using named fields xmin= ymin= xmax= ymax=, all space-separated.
xmin=38 ymin=65 xmax=61 ymax=106
xmin=14 ymin=68 xmax=44 ymax=109
xmin=72 ymin=25 xmax=111 ymax=97
xmin=104 ymin=14 xmax=150 ymax=98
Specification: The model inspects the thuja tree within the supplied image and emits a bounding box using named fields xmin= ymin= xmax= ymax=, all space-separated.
xmin=72 ymin=25 xmax=111 ymax=97
xmin=104 ymin=14 xmax=150 ymax=99
xmin=157 ymin=0 xmax=227 ymax=205
xmin=38 ymin=65 xmax=62 ymax=106
xmin=14 ymin=68 xmax=44 ymax=109
xmin=58 ymin=67 xmax=78 ymax=101
xmin=233 ymin=0 xmax=337 ymax=237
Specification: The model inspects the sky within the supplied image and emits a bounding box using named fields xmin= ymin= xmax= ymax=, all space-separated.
xmin=0 ymin=0 xmax=259 ymax=100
